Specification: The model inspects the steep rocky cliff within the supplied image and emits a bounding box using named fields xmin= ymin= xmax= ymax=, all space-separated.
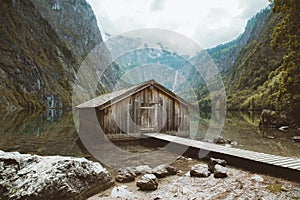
xmin=31 ymin=0 xmax=102 ymax=63
xmin=0 ymin=0 xmax=110 ymax=111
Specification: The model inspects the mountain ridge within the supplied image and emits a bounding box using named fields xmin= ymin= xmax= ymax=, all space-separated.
xmin=0 ymin=0 xmax=111 ymax=111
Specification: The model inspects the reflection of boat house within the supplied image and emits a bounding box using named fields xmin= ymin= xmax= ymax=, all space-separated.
xmin=77 ymin=80 xmax=191 ymax=139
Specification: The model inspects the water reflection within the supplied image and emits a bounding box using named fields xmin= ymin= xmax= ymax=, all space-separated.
xmin=0 ymin=110 xmax=299 ymax=159
xmin=0 ymin=110 xmax=84 ymax=157
xmin=195 ymin=110 xmax=300 ymax=158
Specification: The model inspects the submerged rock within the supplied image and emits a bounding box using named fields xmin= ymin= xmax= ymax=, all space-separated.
xmin=0 ymin=150 xmax=113 ymax=200
xmin=213 ymin=164 xmax=228 ymax=178
xmin=136 ymin=174 xmax=158 ymax=191
xmin=208 ymin=158 xmax=227 ymax=172
xmin=190 ymin=164 xmax=211 ymax=177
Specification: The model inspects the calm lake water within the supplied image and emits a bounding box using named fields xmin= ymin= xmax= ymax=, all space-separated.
xmin=0 ymin=110 xmax=299 ymax=159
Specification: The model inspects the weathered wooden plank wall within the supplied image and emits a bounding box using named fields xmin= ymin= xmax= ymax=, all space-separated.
xmin=93 ymin=86 xmax=189 ymax=135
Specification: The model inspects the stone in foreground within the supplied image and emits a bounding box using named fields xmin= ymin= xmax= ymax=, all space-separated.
xmin=214 ymin=164 xmax=228 ymax=178
xmin=153 ymin=164 xmax=176 ymax=178
xmin=208 ymin=158 xmax=227 ymax=172
xmin=115 ymin=167 xmax=137 ymax=183
xmin=136 ymin=174 xmax=158 ymax=191
xmin=190 ymin=164 xmax=211 ymax=177
xmin=0 ymin=150 xmax=113 ymax=200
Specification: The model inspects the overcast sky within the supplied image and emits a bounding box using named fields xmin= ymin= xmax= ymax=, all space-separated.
xmin=87 ymin=0 xmax=269 ymax=49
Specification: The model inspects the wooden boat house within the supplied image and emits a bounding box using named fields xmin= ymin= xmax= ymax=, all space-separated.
xmin=76 ymin=80 xmax=191 ymax=139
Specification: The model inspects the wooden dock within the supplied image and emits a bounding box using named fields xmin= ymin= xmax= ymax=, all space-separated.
xmin=144 ymin=133 xmax=300 ymax=182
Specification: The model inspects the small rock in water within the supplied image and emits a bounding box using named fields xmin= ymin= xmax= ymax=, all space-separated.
xmin=213 ymin=164 xmax=228 ymax=178
xmin=190 ymin=164 xmax=211 ymax=177
xmin=291 ymin=136 xmax=300 ymax=142
xmin=208 ymin=158 xmax=227 ymax=172
xmin=213 ymin=136 xmax=226 ymax=144
xmin=136 ymin=174 xmax=158 ymax=191
xmin=231 ymin=141 xmax=238 ymax=146
xmin=279 ymin=126 xmax=289 ymax=131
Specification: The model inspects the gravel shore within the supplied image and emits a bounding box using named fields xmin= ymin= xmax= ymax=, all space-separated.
xmin=89 ymin=158 xmax=300 ymax=200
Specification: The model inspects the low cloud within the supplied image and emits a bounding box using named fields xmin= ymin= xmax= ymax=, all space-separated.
xmin=87 ymin=0 xmax=270 ymax=49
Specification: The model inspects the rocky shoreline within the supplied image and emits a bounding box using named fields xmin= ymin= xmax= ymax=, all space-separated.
xmin=1 ymin=150 xmax=300 ymax=200
xmin=90 ymin=156 xmax=300 ymax=200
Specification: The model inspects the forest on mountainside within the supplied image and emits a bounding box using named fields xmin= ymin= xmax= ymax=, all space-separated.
xmin=197 ymin=1 xmax=300 ymax=125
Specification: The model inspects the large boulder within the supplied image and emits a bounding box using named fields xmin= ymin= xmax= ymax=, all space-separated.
xmin=136 ymin=174 xmax=158 ymax=191
xmin=0 ymin=150 xmax=113 ymax=200
xmin=190 ymin=164 xmax=211 ymax=177
xmin=259 ymin=109 xmax=287 ymax=128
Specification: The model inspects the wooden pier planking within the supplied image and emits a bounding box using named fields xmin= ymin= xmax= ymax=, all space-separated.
xmin=144 ymin=133 xmax=300 ymax=182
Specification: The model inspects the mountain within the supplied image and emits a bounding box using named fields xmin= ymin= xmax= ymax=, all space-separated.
xmin=104 ymin=35 xmax=202 ymax=103
xmin=0 ymin=0 xmax=113 ymax=111
xmin=225 ymin=6 xmax=285 ymax=109
xmin=194 ymin=3 xmax=300 ymax=125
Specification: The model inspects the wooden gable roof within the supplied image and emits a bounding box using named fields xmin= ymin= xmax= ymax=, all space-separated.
xmin=76 ymin=79 xmax=192 ymax=109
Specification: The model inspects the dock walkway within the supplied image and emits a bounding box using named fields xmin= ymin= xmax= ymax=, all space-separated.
xmin=144 ymin=133 xmax=300 ymax=182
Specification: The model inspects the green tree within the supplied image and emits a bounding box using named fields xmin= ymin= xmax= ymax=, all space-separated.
xmin=269 ymin=0 xmax=300 ymax=123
